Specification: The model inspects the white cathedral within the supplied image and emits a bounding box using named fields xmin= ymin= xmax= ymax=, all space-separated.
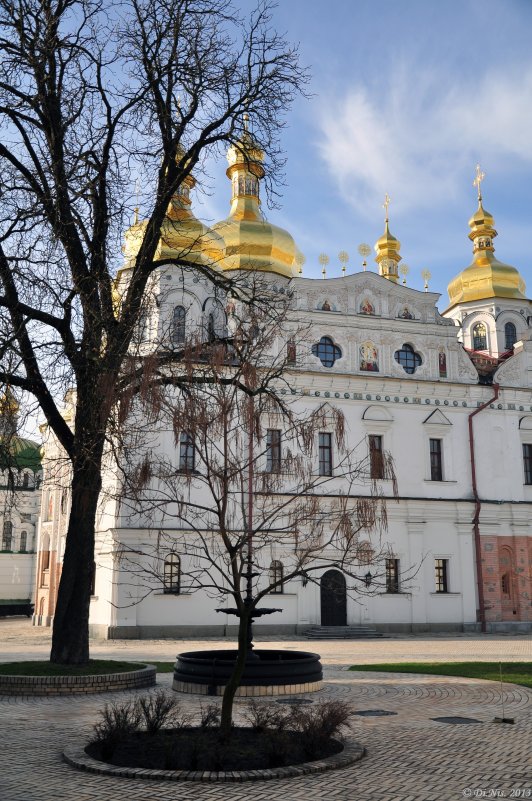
xmin=24 ymin=133 xmax=532 ymax=637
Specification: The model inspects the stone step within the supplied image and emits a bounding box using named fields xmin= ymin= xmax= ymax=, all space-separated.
xmin=303 ymin=625 xmax=384 ymax=639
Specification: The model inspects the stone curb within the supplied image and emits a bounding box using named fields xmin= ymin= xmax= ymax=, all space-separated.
xmin=62 ymin=738 xmax=365 ymax=782
xmin=0 ymin=664 xmax=156 ymax=696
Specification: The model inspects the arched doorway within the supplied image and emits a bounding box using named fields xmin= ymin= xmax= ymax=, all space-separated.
xmin=320 ymin=569 xmax=347 ymax=626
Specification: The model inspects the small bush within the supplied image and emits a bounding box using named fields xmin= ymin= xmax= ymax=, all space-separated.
xmin=199 ymin=702 xmax=221 ymax=729
xmin=243 ymin=699 xmax=290 ymax=732
xmin=91 ymin=699 xmax=142 ymax=759
xmin=138 ymin=690 xmax=190 ymax=735
xmin=289 ymin=700 xmax=352 ymax=759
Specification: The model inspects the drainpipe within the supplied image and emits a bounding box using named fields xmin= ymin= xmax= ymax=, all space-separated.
xmin=468 ymin=382 xmax=500 ymax=633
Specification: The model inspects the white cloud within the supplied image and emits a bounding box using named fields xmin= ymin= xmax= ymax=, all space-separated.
xmin=317 ymin=63 xmax=532 ymax=218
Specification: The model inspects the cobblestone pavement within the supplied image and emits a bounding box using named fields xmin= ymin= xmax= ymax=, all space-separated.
xmin=1 ymin=618 xmax=531 ymax=665
xmin=0 ymin=621 xmax=531 ymax=801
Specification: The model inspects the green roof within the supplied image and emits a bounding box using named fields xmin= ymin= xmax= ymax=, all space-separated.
xmin=0 ymin=437 xmax=41 ymax=472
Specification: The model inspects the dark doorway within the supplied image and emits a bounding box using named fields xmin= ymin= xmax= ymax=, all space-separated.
xmin=320 ymin=569 xmax=347 ymax=626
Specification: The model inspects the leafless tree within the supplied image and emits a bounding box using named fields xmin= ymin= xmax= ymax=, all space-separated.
xmin=0 ymin=0 xmax=307 ymax=663
xmin=115 ymin=281 xmax=401 ymax=732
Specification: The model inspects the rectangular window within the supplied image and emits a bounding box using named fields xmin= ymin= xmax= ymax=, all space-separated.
xmin=319 ymin=432 xmax=333 ymax=476
xmin=523 ymin=443 xmax=532 ymax=485
xmin=385 ymin=558 xmax=400 ymax=593
xmin=430 ymin=438 xmax=443 ymax=481
xmin=435 ymin=558 xmax=449 ymax=593
xmin=369 ymin=434 xmax=384 ymax=479
xmin=266 ymin=429 xmax=282 ymax=473
xmin=179 ymin=432 xmax=195 ymax=472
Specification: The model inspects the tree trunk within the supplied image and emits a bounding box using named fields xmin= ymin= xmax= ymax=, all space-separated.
xmin=220 ymin=611 xmax=250 ymax=733
xmin=50 ymin=454 xmax=103 ymax=664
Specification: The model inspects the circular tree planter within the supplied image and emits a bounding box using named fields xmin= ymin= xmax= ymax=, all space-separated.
xmin=0 ymin=664 xmax=156 ymax=696
xmin=173 ymin=649 xmax=323 ymax=696
xmin=63 ymin=737 xmax=365 ymax=782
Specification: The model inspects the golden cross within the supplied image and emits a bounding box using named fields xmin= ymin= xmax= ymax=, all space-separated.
xmin=383 ymin=193 xmax=391 ymax=221
xmin=473 ymin=164 xmax=485 ymax=201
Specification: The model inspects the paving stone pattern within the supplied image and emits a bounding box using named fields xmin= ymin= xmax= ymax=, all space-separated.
xmin=1 ymin=666 xmax=531 ymax=801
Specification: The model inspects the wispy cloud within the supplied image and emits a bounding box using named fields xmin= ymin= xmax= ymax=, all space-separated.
xmin=317 ymin=62 xmax=532 ymax=218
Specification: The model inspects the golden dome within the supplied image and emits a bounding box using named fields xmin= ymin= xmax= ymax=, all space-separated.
xmin=447 ymin=196 xmax=526 ymax=308
xmin=122 ymin=168 xmax=225 ymax=270
xmin=374 ymin=194 xmax=401 ymax=282
xmin=212 ymin=120 xmax=297 ymax=278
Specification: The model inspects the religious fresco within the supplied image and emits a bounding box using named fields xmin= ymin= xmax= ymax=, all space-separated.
xmin=360 ymin=341 xmax=379 ymax=372
xmin=398 ymin=306 xmax=414 ymax=319
xmin=359 ymin=298 xmax=375 ymax=315
xmin=439 ymin=348 xmax=447 ymax=378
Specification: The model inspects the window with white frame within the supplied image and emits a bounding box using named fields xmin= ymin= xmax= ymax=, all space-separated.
xmin=163 ymin=553 xmax=181 ymax=594
xmin=179 ymin=432 xmax=195 ymax=472
xmin=265 ymin=429 xmax=282 ymax=473
xmin=385 ymin=558 xmax=400 ymax=593
xmin=434 ymin=558 xmax=449 ymax=593
xmin=318 ymin=432 xmax=333 ymax=476
xmin=269 ymin=560 xmax=284 ymax=593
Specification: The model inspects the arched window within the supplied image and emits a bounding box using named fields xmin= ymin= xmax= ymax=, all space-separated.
xmin=269 ymin=560 xmax=284 ymax=593
xmin=179 ymin=432 xmax=195 ymax=472
xmin=2 ymin=520 xmax=13 ymax=551
xmin=504 ymin=322 xmax=517 ymax=350
xmin=41 ymin=533 xmax=50 ymax=572
xmin=164 ymin=553 xmax=181 ymax=594
xmin=501 ymin=572 xmax=511 ymax=597
xmin=171 ymin=305 xmax=186 ymax=346
xmin=19 ymin=530 xmax=27 ymax=552
xmin=394 ymin=343 xmax=422 ymax=374
xmin=311 ymin=336 xmax=342 ymax=368
xmin=472 ymin=322 xmax=487 ymax=351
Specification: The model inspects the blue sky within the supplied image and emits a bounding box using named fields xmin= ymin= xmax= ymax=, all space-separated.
xmin=196 ymin=0 xmax=532 ymax=308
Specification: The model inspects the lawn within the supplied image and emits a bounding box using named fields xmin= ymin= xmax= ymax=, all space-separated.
xmin=349 ymin=662 xmax=532 ymax=689
xmin=0 ymin=659 xmax=146 ymax=676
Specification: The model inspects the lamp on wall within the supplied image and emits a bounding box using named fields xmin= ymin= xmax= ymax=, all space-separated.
xmin=301 ymin=571 xmax=309 ymax=588
xmin=364 ymin=571 xmax=372 ymax=588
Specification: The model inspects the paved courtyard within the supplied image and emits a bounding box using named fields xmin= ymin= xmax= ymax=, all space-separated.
xmin=0 ymin=620 xmax=531 ymax=801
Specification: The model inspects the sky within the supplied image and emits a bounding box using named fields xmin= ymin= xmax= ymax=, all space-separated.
xmin=196 ymin=0 xmax=532 ymax=307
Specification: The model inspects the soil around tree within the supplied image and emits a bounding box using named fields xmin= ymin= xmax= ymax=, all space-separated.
xmin=86 ymin=726 xmax=344 ymax=771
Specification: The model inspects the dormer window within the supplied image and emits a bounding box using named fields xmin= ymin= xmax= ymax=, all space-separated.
xmin=171 ymin=305 xmax=186 ymax=346
xmin=504 ymin=322 xmax=517 ymax=350
xmin=472 ymin=322 xmax=487 ymax=351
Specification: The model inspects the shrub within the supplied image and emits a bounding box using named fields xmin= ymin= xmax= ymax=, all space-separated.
xmin=242 ymin=699 xmax=290 ymax=732
xmin=289 ymin=700 xmax=352 ymax=759
xmin=199 ymin=702 xmax=221 ymax=729
xmin=91 ymin=699 xmax=142 ymax=759
xmin=138 ymin=690 xmax=192 ymax=734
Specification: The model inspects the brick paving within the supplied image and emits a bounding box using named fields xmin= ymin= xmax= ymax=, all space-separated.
xmin=0 ymin=620 xmax=531 ymax=801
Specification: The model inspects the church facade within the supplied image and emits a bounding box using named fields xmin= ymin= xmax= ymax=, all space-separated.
xmin=33 ymin=138 xmax=532 ymax=637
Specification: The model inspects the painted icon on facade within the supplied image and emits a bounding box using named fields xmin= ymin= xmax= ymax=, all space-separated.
xmin=360 ymin=341 xmax=379 ymax=372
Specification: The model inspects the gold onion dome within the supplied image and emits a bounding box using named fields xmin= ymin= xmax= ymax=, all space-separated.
xmin=121 ymin=151 xmax=225 ymax=270
xmin=447 ymin=170 xmax=526 ymax=307
xmin=211 ymin=117 xmax=297 ymax=278
xmin=374 ymin=194 xmax=401 ymax=282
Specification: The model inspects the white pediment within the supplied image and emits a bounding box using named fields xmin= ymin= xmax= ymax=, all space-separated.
xmin=423 ymin=409 xmax=452 ymax=426
xmin=362 ymin=404 xmax=394 ymax=422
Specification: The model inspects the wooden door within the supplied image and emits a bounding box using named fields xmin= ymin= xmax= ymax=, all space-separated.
xmin=320 ymin=569 xmax=347 ymax=626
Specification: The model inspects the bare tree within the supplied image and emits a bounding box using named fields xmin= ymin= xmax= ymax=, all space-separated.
xmin=0 ymin=0 xmax=307 ymax=663
xmin=115 ymin=281 xmax=400 ymax=732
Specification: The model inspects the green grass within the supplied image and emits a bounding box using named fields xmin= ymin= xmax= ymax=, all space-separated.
xmin=152 ymin=661 xmax=174 ymax=673
xmin=349 ymin=662 xmax=532 ymax=689
xmin=0 ymin=659 xmax=147 ymax=676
